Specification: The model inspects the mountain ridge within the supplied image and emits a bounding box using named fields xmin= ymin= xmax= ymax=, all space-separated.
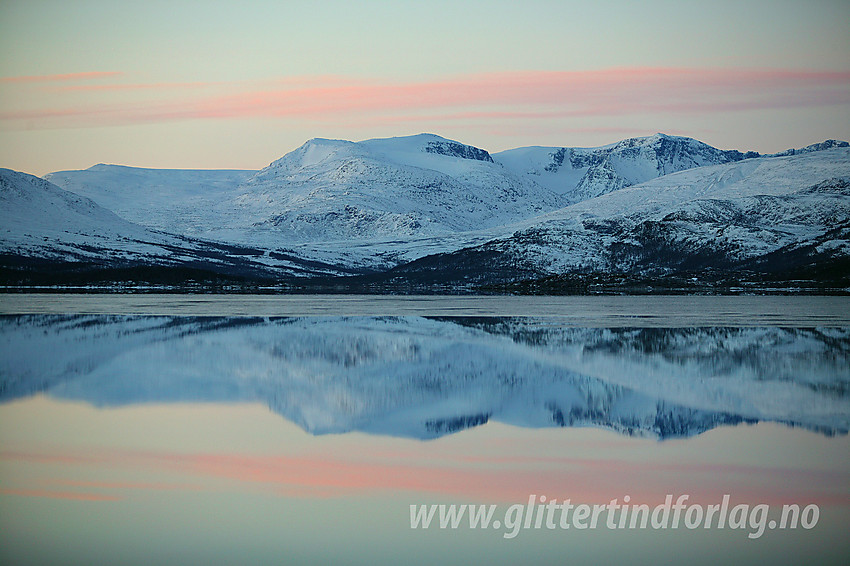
xmin=3 ymin=133 xmax=848 ymax=291
xmin=495 ymin=133 xmax=765 ymax=203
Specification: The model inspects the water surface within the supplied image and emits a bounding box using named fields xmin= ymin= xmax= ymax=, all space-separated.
xmin=1 ymin=295 xmax=848 ymax=565
xmin=2 ymin=293 xmax=849 ymax=325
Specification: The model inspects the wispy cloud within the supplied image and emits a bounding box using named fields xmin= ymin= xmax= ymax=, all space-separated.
xmin=54 ymin=81 xmax=214 ymax=92
xmin=2 ymin=68 xmax=848 ymax=130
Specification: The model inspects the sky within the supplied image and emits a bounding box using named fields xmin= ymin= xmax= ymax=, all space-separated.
xmin=0 ymin=0 xmax=848 ymax=176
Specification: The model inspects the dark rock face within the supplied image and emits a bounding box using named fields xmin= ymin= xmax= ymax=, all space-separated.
xmin=424 ymin=140 xmax=494 ymax=162
xmin=544 ymin=134 xmax=757 ymax=175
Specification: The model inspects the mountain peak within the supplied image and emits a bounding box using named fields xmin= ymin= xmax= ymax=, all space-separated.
xmin=494 ymin=134 xmax=761 ymax=201
xmin=264 ymin=138 xmax=357 ymax=172
xmin=77 ymin=163 xmax=123 ymax=173
xmin=643 ymin=132 xmax=675 ymax=142
xmin=611 ymin=132 xmax=699 ymax=149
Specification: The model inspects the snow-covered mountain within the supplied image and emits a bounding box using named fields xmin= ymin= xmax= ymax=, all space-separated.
xmin=226 ymin=134 xmax=565 ymax=242
xmin=387 ymin=148 xmax=850 ymax=288
xmin=45 ymin=134 xmax=565 ymax=248
xmin=2 ymin=315 xmax=847 ymax=439
xmin=5 ymin=133 xmax=849 ymax=288
xmin=44 ymin=165 xmax=255 ymax=235
xmin=0 ymin=169 xmax=351 ymax=281
xmin=494 ymin=133 xmax=765 ymax=203
xmin=1 ymin=168 xmax=173 ymax=262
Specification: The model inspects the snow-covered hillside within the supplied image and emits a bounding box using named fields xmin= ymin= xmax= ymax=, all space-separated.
xmin=494 ymin=133 xmax=764 ymax=203
xmin=45 ymin=134 xmax=564 ymax=246
xmin=389 ymin=148 xmax=850 ymax=284
xmin=222 ymin=133 xmax=565 ymax=242
xmin=7 ymin=133 xmax=849 ymax=287
xmin=2 ymin=315 xmax=847 ymax=439
xmin=1 ymin=168 xmax=174 ymax=262
xmin=0 ymin=169 xmax=349 ymax=279
xmin=44 ymin=165 xmax=255 ymax=235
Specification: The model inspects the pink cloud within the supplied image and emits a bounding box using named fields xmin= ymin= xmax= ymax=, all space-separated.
xmin=49 ymin=479 xmax=203 ymax=492
xmin=54 ymin=81 xmax=215 ymax=92
xmin=2 ymin=67 xmax=847 ymax=130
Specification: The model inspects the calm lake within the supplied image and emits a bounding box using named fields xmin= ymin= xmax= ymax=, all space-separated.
xmin=1 ymin=294 xmax=849 ymax=565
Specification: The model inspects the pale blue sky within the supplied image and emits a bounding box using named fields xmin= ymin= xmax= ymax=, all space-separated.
xmin=1 ymin=0 xmax=848 ymax=174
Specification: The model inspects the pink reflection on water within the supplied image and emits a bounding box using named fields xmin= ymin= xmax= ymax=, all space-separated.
xmin=3 ymin=445 xmax=848 ymax=507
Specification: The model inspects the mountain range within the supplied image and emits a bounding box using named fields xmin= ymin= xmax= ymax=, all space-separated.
xmin=2 ymin=133 xmax=848 ymax=291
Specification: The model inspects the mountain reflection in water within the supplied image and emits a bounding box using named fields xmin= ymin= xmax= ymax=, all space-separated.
xmin=1 ymin=315 xmax=847 ymax=440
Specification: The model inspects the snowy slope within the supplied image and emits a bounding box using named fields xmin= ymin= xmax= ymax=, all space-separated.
xmin=43 ymin=134 xmax=566 ymax=269
xmin=0 ymin=169 xmax=350 ymax=279
xmin=45 ymin=135 xmax=563 ymax=244
xmin=44 ymin=165 xmax=255 ymax=235
xmin=26 ymin=134 xmax=850 ymax=282
xmin=494 ymin=133 xmax=764 ymax=203
xmin=40 ymin=134 xmax=849 ymax=276
xmin=1 ymin=168 xmax=175 ymax=262
xmin=2 ymin=315 xmax=847 ymax=439
xmin=219 ymin=133 xmax=565 ymax=243
xmin=389 ymin=148 xmax=850 ymax=282
xmin=559 ymin=146 xmax=850 ymax=221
